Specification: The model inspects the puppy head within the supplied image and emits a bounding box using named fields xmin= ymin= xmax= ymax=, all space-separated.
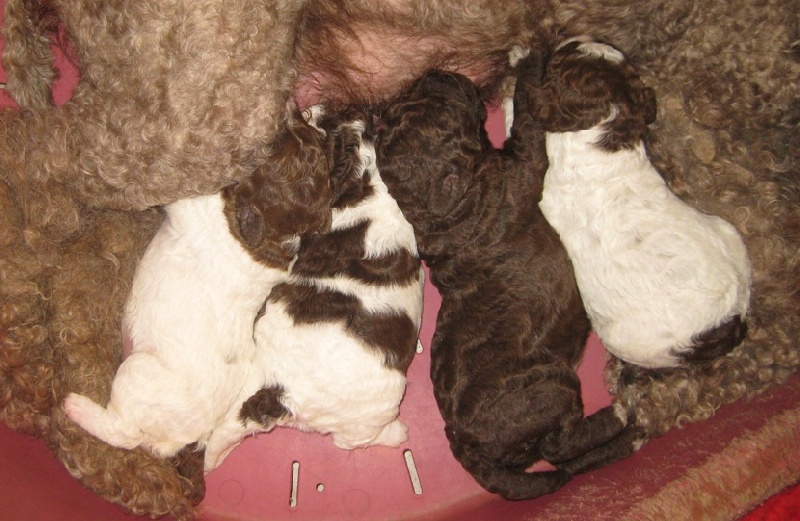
xmin=223 ymin=111 xmax=332 ymax=265
xmin=312 ymin=107 xmax=377 ymax=209
xmin=376 ymin=71 xmax=490 ymax=227
xmin=539 ymin=36 xmax=656 ymax=149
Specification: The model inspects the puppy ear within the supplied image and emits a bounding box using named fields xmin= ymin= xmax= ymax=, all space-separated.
xmin=601 ymin=82 xmax=657 ymax=150
xmin=235 ymin=195 xmax=266 ymax=248
xmin=263 ymin=114 xmax=333 ymax=236
xmin=427 ymin=167 xmax=467 ymax=217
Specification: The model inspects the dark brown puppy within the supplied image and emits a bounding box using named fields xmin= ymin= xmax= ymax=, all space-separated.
xmin=375 ymin=54 xmax=636 ymax=500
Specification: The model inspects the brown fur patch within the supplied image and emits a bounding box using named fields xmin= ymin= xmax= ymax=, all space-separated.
xmin=535 ymin=39 xmax=657 ymax=150
xmin=269 ymin=284 xmax=417 ymax=371
xmin=222 ymin=111 xmax=333 ymax=268
xmin=291 ymin=221 xmax=420 ymax=286
xmin=239 ymin=385 xmax=290 ymax=425
xmin=170 ymin=443 xmax=207 ymax=505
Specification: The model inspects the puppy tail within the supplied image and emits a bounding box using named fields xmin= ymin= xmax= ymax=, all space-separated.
xmin=62 ymin=393 xmax=144 ymax=450
xmin=466 ymin=461 xmax=571 ymax=500
xmin=169 ymin=442 xmax=207 ymax=505
xmin=678 ymin=314 xmax=748 ymax=365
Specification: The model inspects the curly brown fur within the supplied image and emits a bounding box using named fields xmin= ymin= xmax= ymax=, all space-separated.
xmin=535 ymin=38 xmax=657 ymax=150
xmin=1 ymin=0 xmax=60 ymax=109
xmin=375 ymin=56 xmax=637 ymax=500
xmin=0 ymin=0 xmax=558 ymax=210
xmin=1 ymin=0 xmax=303 ymax=209
xmin=0 ymin=106 xmax=83 ymax=437
xmin=0 ymin=175 xmax=57 ymax=437
xmin=0 ymin=173 xmax=202 ymax=518
xmin=222 ymin=107 xmax=333 ymax=260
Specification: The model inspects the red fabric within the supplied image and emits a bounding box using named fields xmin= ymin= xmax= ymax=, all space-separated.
xmin=743 ymin=483 xmax=800 ymax=521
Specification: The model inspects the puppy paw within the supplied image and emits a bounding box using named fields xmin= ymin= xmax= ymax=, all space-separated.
xmin=373 ymin=419 xmax=409 ymax=447
xmin=63 ymin=392 xmax=105 ymax=429
xmin=508 ymin=45 xmax=531 ymax=67
xmin=613 ymin=402 xmax=629 ymax=426
xmin=63 ymin=393 xmax=142 ymax=449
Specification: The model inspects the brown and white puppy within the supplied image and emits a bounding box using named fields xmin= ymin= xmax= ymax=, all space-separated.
xmin=63 ymin=110 xmax=331 ymax=462
xmin=375 ymin=54 xmax=636 ymax=501
xmin=203 ymin=107 xmax=424 ymax=470
xmin=537 ymin=37 xmax=751 ymax=369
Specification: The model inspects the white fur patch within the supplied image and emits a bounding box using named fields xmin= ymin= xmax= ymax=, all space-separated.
xmin=303 ymin=104 xmax=326 ymax=130
xmin=555 ymin=35 xmax=596 ymax=51
xmin=540 ymin=126 xmax=751 ymax=368
xmin=556 ymin=36 xmax=625 ymax=64
xmin=508 ymin=45 xmax=530 ymax=68
xmin=502 ymin=96 xmax=514 ymax=140
xmin=613 ymin=402 xmax=629 ymax=426
xmin=577 ymin=42 xmax=625 ymax=63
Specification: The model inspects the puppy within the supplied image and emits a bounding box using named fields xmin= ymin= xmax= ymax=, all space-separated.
xmin=375 ymin=55 xmax=634 ymax=501
xmin=537 ymin=37 xmax=751 ymax=369
xmin=63 ymin=112 xmax=331 ymax=459
xmin=203 ymin=107 xmax=424 ymax=470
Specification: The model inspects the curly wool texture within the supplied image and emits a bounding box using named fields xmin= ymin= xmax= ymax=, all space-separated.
xmin=0 ymin=106 xmax=83 ymax=437
xmin=553 ymin=0 xmax=799 ymax=435
xmin=1 ymin=161 xmax=201 ymax=517
xmin=2 ymin=0 xmax=304 ymax=210
xmin=0 ymin=0 xmax=59 ymax=110
xmin=0 ymin=177 xmax=56 ymax=437
xmin=44 ymin=208 xmax=203 ymax=519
